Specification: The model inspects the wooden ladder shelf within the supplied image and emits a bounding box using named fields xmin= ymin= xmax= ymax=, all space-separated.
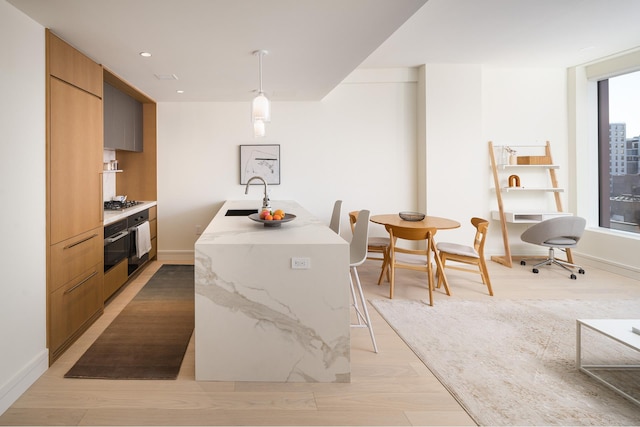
xmin=488 ymin=141 xmax=572 ymax=268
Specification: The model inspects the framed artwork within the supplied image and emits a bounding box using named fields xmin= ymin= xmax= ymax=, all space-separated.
xmin=240 ymin=144 xmax=280 ymax=185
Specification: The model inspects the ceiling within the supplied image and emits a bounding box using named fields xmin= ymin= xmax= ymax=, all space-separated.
xmin=8 ymin=0 xmax=640 ymax=103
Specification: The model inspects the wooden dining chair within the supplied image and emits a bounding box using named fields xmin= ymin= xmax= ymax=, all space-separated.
xmin=435 ymin=217 xmax=493 ymax=296
xmin=349 ymin=210 xmax=390 ymax=285
xmin=385 ymin=224 xmax=449 ymax=306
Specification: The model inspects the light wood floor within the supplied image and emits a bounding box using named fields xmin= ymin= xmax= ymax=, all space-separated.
xmin=2 ymin=257 xmax=640 ymax=426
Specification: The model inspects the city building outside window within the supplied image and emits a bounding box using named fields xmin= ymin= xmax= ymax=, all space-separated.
xmin=598 ymin=70 xmax=640 ymax=234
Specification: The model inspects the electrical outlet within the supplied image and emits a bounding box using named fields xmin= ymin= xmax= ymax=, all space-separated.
xmin=291 ymin=257 xmax=311 ymax=269
xmin=195 ymin=224 xmax=202 ymax=235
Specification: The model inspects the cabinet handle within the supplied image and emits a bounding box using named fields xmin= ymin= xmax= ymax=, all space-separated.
xmin=64 ymin=270 xmax=98 ymax=295
xmin=63 ymin=233 xmax=98 ymax=250
xmin=99 ymin=172 xmax=104 ymax=222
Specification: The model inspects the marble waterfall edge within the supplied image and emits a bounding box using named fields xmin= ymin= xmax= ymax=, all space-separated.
xmin=194 ymin=200 xmax=350 ymax=382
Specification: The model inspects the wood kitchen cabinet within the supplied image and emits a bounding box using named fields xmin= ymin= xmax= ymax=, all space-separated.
xmin=46 ymin=30 xmax=104 ymax=363
xmin=49 ymin=264 xmax=103 ymax=357
xmin=103 ymin=259 xmax=128 ymax=302
xmin=103 ymin=81 xmax=143 ymax=152
xmin=45 ymin=31 xmax=158 ymax=363
xmin=49 ymin=77 xmax=104 ymax=244
xmin=50 ymin=228 xmax=103 ymax=292
xmin=149 ymin=205 xmax=157 ymax=260
xmin=47 ymin=30 xmax=102 ymax=97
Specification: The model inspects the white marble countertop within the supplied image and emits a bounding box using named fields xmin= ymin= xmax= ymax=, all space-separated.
xmin=103 ymin=201 xmax=157 ymax=225
xmin=198 ymin=200 xmax=344 ymax=245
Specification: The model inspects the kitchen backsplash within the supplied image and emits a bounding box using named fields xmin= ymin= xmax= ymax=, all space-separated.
xmin=103 ymin=150 xmax=117 ymax=201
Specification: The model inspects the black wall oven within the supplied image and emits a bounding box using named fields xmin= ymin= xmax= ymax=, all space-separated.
xmin=104 ymin=218 xmax=129 ymax=273
xmin=128 ymin=208 xmax=150 ymax=275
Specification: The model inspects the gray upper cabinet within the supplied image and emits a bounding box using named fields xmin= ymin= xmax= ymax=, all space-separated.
xmin=104 ymin=82 xmax=143 ymax=152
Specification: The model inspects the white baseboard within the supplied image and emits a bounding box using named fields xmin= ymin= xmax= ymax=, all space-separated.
xmin=0 ymin=349 xmax=48 ymax=415
xmin=157 ymin=250 xmax=194 ymax=262
xmin=159 ymin=249 xmax=638 ymax=280
xmin=572 ymin=252 xmax=640 ymax=280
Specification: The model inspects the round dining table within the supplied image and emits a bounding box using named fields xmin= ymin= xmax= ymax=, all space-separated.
xmin=370 ymin=214 xmax=460 ymax=305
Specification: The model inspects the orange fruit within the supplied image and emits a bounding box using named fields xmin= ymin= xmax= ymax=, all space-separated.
xmin=274 ymin=209 xmax=285 ymax=218
xmin=265 ymin=214 xmax=273 ymax=221
xmin=273 ymin=214 xmax=282 ymax=220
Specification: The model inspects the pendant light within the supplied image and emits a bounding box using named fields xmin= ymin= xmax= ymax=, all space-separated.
xmin=253 ymin=119 xmax=266 ymax=138
xmin=252 ymin=50 xmax=270 ymax=137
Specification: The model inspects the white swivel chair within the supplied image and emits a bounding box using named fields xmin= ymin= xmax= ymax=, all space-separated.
xmin=520 ymin=216 xmax=586 ymax=279
xmin=349 ymin=209 xmax=378 ymax=353
xmin=329 ymin=200 xmax=342 ymax=234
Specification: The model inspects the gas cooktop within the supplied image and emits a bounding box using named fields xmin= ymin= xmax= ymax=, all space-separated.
xmin=104 ymin=200 xmax=144 ymax=211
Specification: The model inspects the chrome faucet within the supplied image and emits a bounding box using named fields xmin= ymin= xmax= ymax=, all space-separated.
xmin=244 ymin=175 xmax=270 ymax=210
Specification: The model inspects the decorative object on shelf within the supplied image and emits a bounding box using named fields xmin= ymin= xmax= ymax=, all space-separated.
xmin=398 ymin=211 xmax=426 ymax=221
xmin=103 ymin=160 xmax=120 ymax=171
xmin=517 ymin=155 xmax=551 ymax=165
xmin=240 ymin=144 xmax=280 ymax=185
xmin=508 ymin=174 xmax=521 ymax=187
xmin=503 ymin=146 xmax=517 ymax=165
xmin=251 ymin=49 xmax=270 ymax=138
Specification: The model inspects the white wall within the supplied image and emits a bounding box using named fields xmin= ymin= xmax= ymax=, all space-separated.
xmin=481 ymin=67 xmax=569 ymax=256
xmin=0 ymin=0 xmax=48 ymax=414
xmin=158 ymin=64 xmax=626 ymax=267
xmin=423 ymin=64 xmax=484 ymax=243
xmin=416 ymin=65 xmax=569 ymax=255
xmin=157 ymin=72 xmax=418 ymax=259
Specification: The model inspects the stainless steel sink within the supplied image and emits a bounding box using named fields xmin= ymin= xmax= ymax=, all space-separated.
xmin=225 ymin=209 xmax=258 ymax=217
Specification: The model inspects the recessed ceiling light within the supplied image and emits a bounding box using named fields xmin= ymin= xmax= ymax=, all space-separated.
xmin=176 ymin=90 xmax=184 ymax=94
xmin=139 ymin=52 xmax=152 ymax=57
xmin=154 ymin=73 xmax=179 ymax=80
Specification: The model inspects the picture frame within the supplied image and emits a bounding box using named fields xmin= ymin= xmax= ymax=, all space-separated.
xmin=240 ymin=144 xmax=280 ymax=185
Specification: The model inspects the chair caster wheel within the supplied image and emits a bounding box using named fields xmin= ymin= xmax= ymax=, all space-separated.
xmin=579 ymin=269 xmax=585 ymax=274
xmin=532 ymin=268 xmax=539 ymax=274
xmin=570 ymin=274 xmax=577 ymax=280
xmin=520 ymin=260 xmax=526 ymax=266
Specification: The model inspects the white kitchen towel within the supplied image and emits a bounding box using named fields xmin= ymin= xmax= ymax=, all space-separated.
xmin=136 ymin=221 xmax=152 ymax=258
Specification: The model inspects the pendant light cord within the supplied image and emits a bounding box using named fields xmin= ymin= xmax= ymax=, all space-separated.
xmin=258 ymin=51 xmax=264 ymax=94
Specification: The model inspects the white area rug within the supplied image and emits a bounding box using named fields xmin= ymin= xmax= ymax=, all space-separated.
xmin=371 ymin=298 xmax=640 ymax=426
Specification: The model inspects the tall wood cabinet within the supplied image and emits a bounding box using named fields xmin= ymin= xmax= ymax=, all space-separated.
xmin=45 ymin=31 xmax=158 ymax=363
xmin=46 ymin=30 xmax=104 ymax=363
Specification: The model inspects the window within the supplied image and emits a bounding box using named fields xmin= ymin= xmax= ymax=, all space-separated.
xmin=598 ymin=70 xmax=640 ymax=234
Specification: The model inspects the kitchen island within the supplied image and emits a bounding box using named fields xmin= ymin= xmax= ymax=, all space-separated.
xmin=194 ymin=200 xmax=350 ymax=382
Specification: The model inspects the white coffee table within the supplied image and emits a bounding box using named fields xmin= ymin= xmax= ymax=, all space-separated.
xmin=576 ymin=319 xmax=640 ymax=406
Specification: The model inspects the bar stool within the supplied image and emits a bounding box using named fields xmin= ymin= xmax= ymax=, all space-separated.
xmin=349 ymin=209 xmax=378 ymax=353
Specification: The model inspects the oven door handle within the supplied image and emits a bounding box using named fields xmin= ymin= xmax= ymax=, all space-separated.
xmin=104 ymin=230 xmax=129 ymax=245
xmin=128 ymin=221 xmax=148 ymax=232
